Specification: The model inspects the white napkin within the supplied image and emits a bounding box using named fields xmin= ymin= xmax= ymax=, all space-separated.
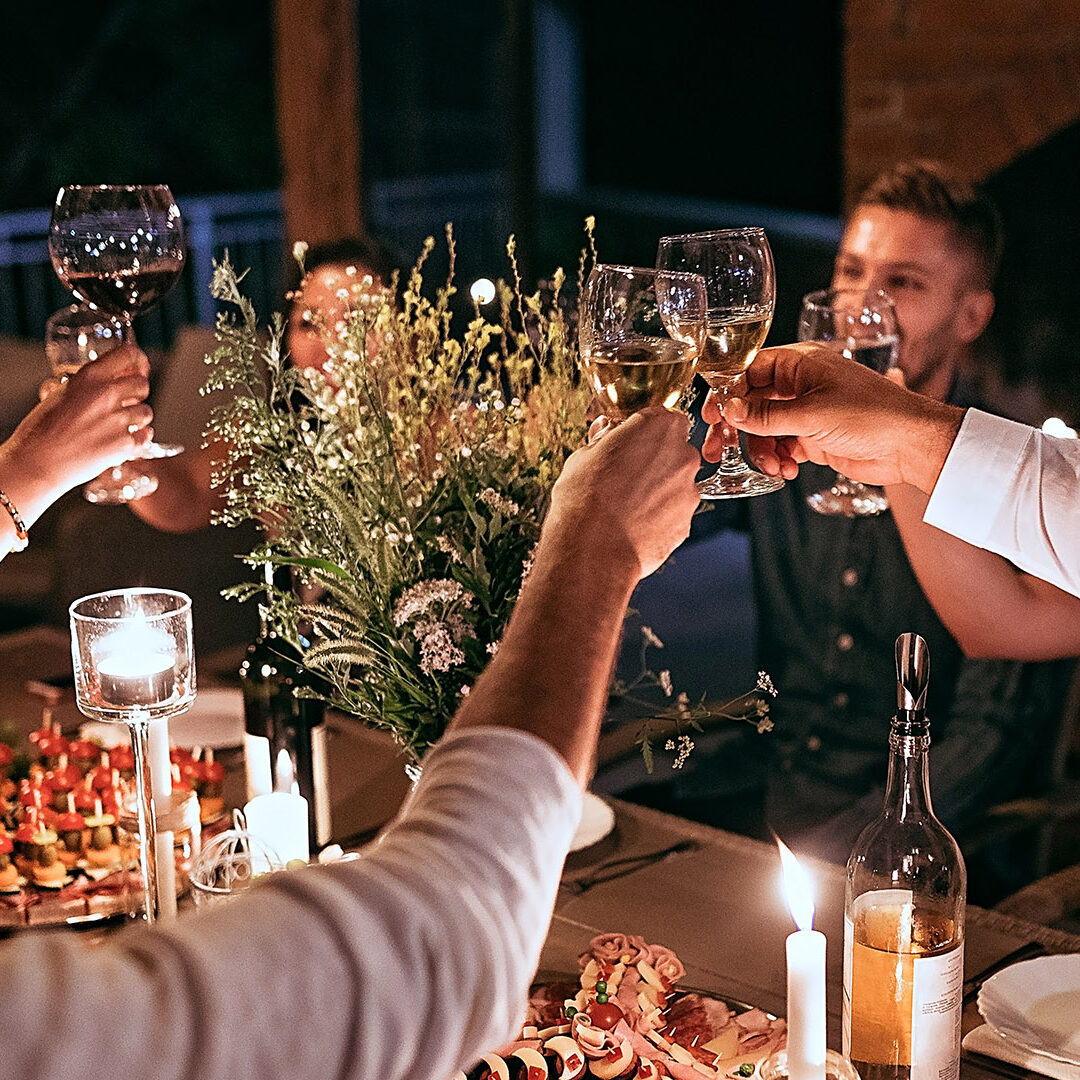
xmin=964 ymin=1025 xmax=1080 ymax=1080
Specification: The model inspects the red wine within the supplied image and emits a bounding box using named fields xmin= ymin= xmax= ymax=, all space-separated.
xmin=62 ymin=265 xmax=183 ymax=316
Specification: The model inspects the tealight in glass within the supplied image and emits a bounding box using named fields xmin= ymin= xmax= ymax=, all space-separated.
xmin=69 ymin=588 xmax=195 ymax=923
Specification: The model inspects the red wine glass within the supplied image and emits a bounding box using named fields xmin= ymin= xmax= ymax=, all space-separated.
xmin=49 ymin=184 xmax=186 ymax=503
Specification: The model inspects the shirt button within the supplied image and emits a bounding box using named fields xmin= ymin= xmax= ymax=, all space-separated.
xmin=806 ymin=735 xmax=822 ymax=752
xmin=842 ymin=568 xmax=859 ymax=587
xmin=837 ymin=633 xmax=854 ymax=652
xmin=833 ymin=692 xmax=849 ymax=708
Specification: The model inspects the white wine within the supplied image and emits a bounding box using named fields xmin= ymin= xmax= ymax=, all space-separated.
xmin=843 ymin=635 xmax=965 ymax=1080
xmin=846 ymin=900 xmax=961 ymax=1080
xmin=696 ymin=309 xmax=772 ymax=388
xmin=580 ymin=336 xmax=697 ymax=419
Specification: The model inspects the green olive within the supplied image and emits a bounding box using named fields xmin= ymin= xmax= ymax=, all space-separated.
xmin=91 ymin=826 xmax=113 ymax=850
xmin=38 ymin=845 xmax=57 ymax=868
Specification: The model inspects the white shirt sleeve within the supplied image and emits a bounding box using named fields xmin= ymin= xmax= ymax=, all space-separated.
xmin=0 ymin=726 xmax=583 ymax=1080
xmin=924 ymin=408 xmax=1080 ymax=598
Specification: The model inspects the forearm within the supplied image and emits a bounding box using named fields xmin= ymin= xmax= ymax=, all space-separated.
xmin=887 ymin=483 xmax=1080 ymax=659
xmin=0 ymin=729 xmax=581 ymax=1080
xmin=896 ymin=398 xmax=966 ymax=494
xmin=450 ymin=516 xmax=639 ymax=785
xmin=127 ymin=449 xmax=219 ymax=533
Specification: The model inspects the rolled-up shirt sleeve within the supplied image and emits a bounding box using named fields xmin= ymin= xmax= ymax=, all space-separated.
xmin=924 ymin=408 xmax=1080 ymax=598
xmin=0 ymin=727 xmax=583 ymax=1080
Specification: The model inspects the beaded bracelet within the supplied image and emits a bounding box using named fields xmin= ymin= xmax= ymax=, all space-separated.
xmin=0 ymin=488 xmax=28 ymax=552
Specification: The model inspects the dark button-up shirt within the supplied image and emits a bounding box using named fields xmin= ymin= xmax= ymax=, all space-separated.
xmin=681 ymin=384 xmax=1075 ymax=866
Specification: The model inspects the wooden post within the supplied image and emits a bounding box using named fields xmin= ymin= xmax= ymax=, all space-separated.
xmin=272 ymin=0 xmax=364 ymax=245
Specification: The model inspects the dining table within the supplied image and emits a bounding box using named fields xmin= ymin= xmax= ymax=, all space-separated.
xmin=2 ymin=624 xmax=1078 ymax=1079
xmin=546 ymin=797 xmax=1080 ymax=1080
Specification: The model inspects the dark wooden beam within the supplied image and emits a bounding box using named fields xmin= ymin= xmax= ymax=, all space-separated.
xmin=272 ymin=0 xmax=364 ymax=245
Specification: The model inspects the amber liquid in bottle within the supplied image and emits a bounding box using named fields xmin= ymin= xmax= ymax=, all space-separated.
xmin=843 ymin=634 xmax=965 ymax=1080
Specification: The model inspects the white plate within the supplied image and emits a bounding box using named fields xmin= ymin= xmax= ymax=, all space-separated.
xmin=978 ymin=953 xmax=1080 ymax=1065
xmin=569 ymin=791 xmax=615 ymax=853
xmin=80 ymin=686 xmax=245 ymax=750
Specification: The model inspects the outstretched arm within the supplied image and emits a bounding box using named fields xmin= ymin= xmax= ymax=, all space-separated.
xmin=0 ymin=407 xmax=701 ymax=1080
xmin=887 ymin=481 xmax=1080 ymax=660
xmin=712 ymin=342 xmax=1080 ymax=601
xmin=126 ymin=444 xmax=222 ymax=533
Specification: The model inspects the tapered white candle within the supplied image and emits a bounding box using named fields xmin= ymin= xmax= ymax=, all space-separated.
xmin=778 ymin=839 xmax=826 ymax=1080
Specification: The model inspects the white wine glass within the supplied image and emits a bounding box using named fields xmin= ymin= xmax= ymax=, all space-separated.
xmin=49 ymin=184 xmax=186 ymax=503
xmin=798 ymin=288 xmax=899 ymax=517
xmin=657 ymin=228 xmax=783 ymax=499
xmin=44 ymin=304 xmax=162 ymax=503
xmin=579 ymin=263 xmax=707 ymax=422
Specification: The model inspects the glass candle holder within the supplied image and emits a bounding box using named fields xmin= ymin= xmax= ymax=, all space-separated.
xmin=69 ymin=588 xmax=195 ymax=924
xmin=759 ymin=1049 xmax=861 ymax=1080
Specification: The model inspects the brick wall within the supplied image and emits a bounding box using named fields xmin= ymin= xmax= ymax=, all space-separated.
xmin=844 ymin=0 xmax=1080 ymax=205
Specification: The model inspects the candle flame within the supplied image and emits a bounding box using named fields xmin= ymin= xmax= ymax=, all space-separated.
xmin=274 ymin=748 xmax=295 ymax=794
xmin=777 ymin=836 xmax=815 ymax=931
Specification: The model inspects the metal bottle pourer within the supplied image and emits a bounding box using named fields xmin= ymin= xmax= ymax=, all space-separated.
xmin=895 ymin=632 xmax=930 ymax=728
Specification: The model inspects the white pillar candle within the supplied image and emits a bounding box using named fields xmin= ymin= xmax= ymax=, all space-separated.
xmin=778 ymin=839 xmax=826 ymax=1080
xmin=244 ymin=792 xmax=310 ymax=869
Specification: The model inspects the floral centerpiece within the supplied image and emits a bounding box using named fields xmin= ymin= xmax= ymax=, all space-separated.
xmin=202 ymin=224 xmax=772 ymax=772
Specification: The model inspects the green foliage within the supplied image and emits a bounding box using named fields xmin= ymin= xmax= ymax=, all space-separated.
xmin=206 ymin=227 xmax=592 ymax=765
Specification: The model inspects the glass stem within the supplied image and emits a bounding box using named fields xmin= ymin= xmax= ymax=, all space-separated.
xmin=716 ymin=383 xmax=745 ymax=473
xmin=128 ymin=713 xmax=161 ymax=924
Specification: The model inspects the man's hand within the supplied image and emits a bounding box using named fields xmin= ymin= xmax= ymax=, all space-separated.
xmin=701 ymin=343 xmax=965 ymax=493
xmin=547 ymin=408 xmax=700 ymax=580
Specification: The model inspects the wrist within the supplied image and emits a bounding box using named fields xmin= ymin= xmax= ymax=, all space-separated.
xmin=897 ymin=398 xmax=966 ymax=494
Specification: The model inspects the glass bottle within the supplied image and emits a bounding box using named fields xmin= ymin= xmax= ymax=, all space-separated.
xmin=240 ymin=570 xmax=332 ymax=851
xmin=843 ymin=633 xmax=966 ymax=1080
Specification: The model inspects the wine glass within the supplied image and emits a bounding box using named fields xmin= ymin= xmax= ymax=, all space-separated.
xmin=49 ymin=184 xmax=186 ymax=502
xmin=44 ymin=304 xmax=162 ymax=503
xmin=657 ymin=228 xmax=783 ymax=499
xmin=797 ymin=288 xmax=899 ymax=517
xmin=579 ymin=264 xmax=707 ymax=422
xmin=69 ymin=588 xmax=195 ymax=925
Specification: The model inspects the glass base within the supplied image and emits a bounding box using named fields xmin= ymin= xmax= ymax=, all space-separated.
xmin=806 ymin=478 xmax=888 ymax=518
xmin=698 ymin=465 xmax=785 ymax=500
xmin=84 ymin=464 xmax=159 ymax=504
xmin=759 ymin=1049 xmax=862 ymax=1080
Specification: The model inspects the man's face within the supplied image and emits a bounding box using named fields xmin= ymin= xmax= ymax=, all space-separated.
xmin=831 ymin=206 xmax=989 ymax=400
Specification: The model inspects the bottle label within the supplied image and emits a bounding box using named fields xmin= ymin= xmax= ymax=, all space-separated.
xmin=911 ymin=942 xmax=963 ymax=1080
xmin=844 ymin=890 xmax=962 ymax=1080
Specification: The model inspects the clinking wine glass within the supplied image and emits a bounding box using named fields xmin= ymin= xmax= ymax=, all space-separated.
xmin=798 ymin=288 xmax=899 ymax=517
xmin=578 ymin=263 xmax=707 ymax=422
xmin=44 ymin=303 xmax=162 ymax=503
xmin=657 ymin=227 xmax=783 ymax=499
xmin=49 ymin=184 xmax=186 ymax=503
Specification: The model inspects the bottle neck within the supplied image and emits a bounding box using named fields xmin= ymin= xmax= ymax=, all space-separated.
xmin=882 ymin=712 xmax=933 ymax=821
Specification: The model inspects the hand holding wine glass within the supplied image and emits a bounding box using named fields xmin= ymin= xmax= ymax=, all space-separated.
xmin=578 ymin=264 xmax=707 ymax=422
xmin=797 ymin=288 xmax=898 ymax=517
xmin=48 ymin=184 xmax=185 ymax=502
xmin=657 ymin=228 xmax=782 ymax=499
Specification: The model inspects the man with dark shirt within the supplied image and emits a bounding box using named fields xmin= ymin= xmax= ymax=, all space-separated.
xmin=632 ymin=162 xmax=1074 ymax=896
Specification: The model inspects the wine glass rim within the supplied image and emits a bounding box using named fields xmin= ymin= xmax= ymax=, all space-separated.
xmin=801 ymin=287 xmax=895 ymax=312
xmin=69 ymin=587 xmax=192 ymax=623
xmin=56 ymin=184 xmax=175 ymax=193
xmin=658 ymin=226 xmax=768 ymax=243
xmin=591 ymin=262 xmax=704 ymax=283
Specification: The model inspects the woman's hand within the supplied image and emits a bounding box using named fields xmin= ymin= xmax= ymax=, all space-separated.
xmin=0 ymin=345 xmax=153 ymax=527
